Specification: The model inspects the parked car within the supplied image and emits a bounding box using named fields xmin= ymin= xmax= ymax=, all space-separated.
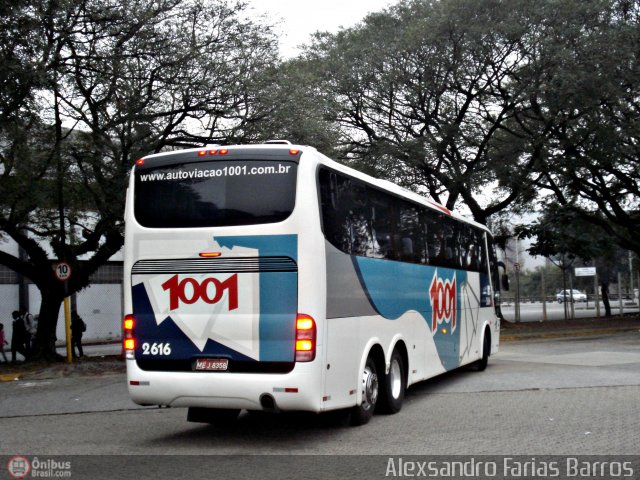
xmin=556 ymin=289 xmax=587 ymax=303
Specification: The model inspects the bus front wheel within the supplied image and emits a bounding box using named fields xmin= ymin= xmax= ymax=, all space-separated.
xmin=472 ymin=331 xmax=491 ymax=372
xmin=350 ymin=355 xmax=378 ymax=426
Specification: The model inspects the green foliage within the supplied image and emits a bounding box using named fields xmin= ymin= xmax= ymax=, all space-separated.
xmin=515 ymin=206 xmax=611 ymax=264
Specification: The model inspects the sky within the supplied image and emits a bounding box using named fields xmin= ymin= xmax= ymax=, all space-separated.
xmin=245 ymin=0 xmax=398 ymax=58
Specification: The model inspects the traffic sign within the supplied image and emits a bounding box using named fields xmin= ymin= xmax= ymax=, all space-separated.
xmin=575 ymin=267 xmax=596 ymax=277
xmin=54 ymin=262 xmax=72 ymax=281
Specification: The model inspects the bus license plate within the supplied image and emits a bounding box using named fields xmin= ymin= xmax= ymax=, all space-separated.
xmin=194 ymin=358 xmax=229 ymax=371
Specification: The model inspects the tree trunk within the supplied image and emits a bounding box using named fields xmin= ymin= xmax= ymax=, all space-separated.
xmin=30 ymin=287 xmax=65 ymax=362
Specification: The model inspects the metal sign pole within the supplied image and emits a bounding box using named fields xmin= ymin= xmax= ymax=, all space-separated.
xmin=54 ymin=262 xmax=73 ymax=363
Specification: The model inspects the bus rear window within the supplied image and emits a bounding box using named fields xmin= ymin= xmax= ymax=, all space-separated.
xmin=134 ymin=160 xmax=297 ymax=228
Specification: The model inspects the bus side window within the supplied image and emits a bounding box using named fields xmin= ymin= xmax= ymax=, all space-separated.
xmin=399 ymin=203 xmax=426 ymax=264
xmin=369 ymin=187 xmax=399 ymax=260
xmin=345 ymin=180 xmax=374 ymax=257
xmin=425 ymin=211 xmax=443 ymax=266
xmin=319 ymin=169 xmax=352 ymax=254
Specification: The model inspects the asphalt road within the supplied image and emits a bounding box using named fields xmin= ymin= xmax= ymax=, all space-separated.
xmin=1 ymin=332 xmax=639 ymax=478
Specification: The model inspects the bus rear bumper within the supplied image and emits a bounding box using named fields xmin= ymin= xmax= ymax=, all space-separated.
xmin=126 ymin=360 xmax=323 ymax=412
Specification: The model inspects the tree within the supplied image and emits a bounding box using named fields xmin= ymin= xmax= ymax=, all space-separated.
xmin=0 ymin=0 xmax=278 ymax=360
xmin=518 ymin=0 xmax=640 ymax=256
xmin=242 ymin=58 xmax=344 ymax=158
xmin=298 ymin=0 xmax=550 ymax=224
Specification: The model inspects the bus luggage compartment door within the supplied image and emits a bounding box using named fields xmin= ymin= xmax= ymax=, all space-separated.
xmin=130 ymin=257 xmax=298 ymax=371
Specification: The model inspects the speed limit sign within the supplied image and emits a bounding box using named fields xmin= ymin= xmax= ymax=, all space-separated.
xmin=54 ymin=262 xmax=72 ymax=281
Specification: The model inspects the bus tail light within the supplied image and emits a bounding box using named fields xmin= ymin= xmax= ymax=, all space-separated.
xmin=124 ymin=314 xmax=135 ymax=358
xmin=295 ymin=314 xmax=316 ymax=362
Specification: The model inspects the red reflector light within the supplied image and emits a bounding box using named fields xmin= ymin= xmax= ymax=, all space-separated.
xmin=124 ymin=338 xmax=135 ymax=350
xmin=198 ymin=150 xmax=207 ymax=156
xmin=289 ymin=149 xmax=300 ymax=155
xmin=199 ymin=251 xmax=222 ymax=258
xmin=135 ymin=158 xmax=145 ymax=166
xmin=295 ymin=314 xmax=316 ymax=362
xmin=284 ymin=387 xmax=299 ymax=393
xmin=209 ymin=150 xmax=217 ymax=155
xmin=219 ymin=148 xmax=228 ymax=155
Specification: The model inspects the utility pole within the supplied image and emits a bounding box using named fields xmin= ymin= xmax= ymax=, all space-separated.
xmin=54 ymin=85 xmax=73 ymax=364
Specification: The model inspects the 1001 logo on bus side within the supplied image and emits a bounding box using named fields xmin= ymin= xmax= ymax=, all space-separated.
xmin=161 ymin=274 xmax=239 ymax=311
xmin=429 ymin=271 xmax=457 ymax=333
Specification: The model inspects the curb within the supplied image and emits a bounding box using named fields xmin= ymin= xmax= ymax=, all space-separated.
xmin=501 ymin=326 xmax=640 ymax=342
xmin=0 ymin=370 xmax=39 ymax=382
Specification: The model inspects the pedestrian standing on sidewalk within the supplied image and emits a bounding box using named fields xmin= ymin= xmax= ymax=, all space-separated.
xmin=0 ymin=323 xmax=8 ymax=363
xmin=11 ymin=311 xmax=28 ymax=362
xmin=71 ymin=311 xmax=85 ymax=358
xmin=19 ymin=308 xmax=35 ymax=354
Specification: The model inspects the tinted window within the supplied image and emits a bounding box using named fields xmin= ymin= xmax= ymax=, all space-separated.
xmin=319 ymin=167 xmax=490 ymax=271
xmin=369 ymin=188 xmax=399 ymax=260
xmin=134 ymin=160 xmax=297 ymax=228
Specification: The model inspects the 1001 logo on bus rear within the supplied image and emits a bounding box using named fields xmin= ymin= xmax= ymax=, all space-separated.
xmin=161 ymin=274 xmax=238 ymax=311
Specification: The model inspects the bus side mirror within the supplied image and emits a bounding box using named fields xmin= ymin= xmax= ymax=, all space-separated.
xmin=497 ymin=261 xmax=510 ymax=291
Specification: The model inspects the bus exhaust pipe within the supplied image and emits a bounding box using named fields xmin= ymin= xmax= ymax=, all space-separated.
xmin=260 ymin=394 xmax=278 ymax=412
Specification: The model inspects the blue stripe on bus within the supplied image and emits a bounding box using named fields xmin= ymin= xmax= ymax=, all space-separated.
xmin=352 ymin=257 xmax=466 ymax=370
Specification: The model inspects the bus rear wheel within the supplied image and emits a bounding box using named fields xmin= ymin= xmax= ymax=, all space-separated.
xmin=378 ymin=349 xmax=406 ymax=414
xmin=350 ymin=355 xmax=378 ymax=426
xmin=187 ymin=407 xmax=240 ymax=426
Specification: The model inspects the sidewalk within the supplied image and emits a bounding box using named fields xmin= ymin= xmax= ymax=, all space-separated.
xmin=501 ymin=314 xmax=640 ymax=341
xmin=0 ymin=342 xmax=123 ymax=382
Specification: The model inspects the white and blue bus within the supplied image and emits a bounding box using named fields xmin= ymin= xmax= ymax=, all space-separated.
xmin=123 ymin=142 xmax=504 ymax=426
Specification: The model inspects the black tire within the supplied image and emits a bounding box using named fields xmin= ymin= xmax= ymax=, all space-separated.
xmin=377 ymin=349 xmax=406 ymax=414
xmin=187 ymin=407 xmax=240 ymax=426
xmin=350 ymin=355 xmax=378 ymax=426
xmin=472 ymin=331 xmax=490 ymax=372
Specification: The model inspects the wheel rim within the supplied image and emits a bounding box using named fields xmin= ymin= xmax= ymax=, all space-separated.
xmin=361 ymin=363 xmax=378 ymax=411
xmin=389 ymin=357 xmax=402 ymax=399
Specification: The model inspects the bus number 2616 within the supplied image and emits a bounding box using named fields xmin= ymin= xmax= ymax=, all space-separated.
xmin=141 ymin=342 xmax=172 ymax=356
